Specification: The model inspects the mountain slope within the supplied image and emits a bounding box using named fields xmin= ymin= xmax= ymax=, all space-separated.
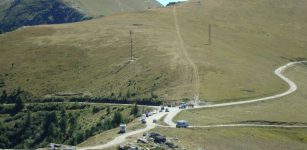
xmin=0 ymin=0 xmax=306 ymax=103
xmin=0 ymin=0 xmax=90 ymax=33
xmin=63 ymin=0 xmax=163 ymax=17
xmin=0 ymin=0 xmax=162 ymax=33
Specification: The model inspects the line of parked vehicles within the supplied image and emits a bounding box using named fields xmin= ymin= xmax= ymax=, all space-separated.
xmin=119 ymin=102 xmax=190 ymax=134
xmin=140 ymin=102 xmax=189 ymax=128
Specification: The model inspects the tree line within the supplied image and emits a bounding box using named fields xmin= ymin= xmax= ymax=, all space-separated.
xmin=0 ymin=102 xmax=141 ymax=149
xmin=0 ymin=88 xmax=162 ymax=106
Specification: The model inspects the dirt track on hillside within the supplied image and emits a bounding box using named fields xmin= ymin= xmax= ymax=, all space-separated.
xmin=173 ymin=7 xmax=200 ymax=104
xmin=79 ymin=61 xmax=307 ymax=150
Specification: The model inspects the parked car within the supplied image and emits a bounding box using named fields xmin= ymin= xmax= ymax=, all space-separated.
xmin=153 ymin=119 xmax=157 ymax=123
xmin=119 ymin=124 xmax=126 ymax=133
xmin=179 ymin=102 xmax=187 ymax=109
xmin=141 ymin=119 xmax=147 ymax=124
xmin=176 ymin=120 xmax=189 ymax=128
xmin=165 ymin=108 xmax=169 ymax=112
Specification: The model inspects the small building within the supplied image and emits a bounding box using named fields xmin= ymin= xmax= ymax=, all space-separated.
xmin=119 ymin=124 xmax=127 ymax=133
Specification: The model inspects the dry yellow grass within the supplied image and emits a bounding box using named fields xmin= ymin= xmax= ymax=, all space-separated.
xmin=63 ymin=0 xmax=162 ymax=17
xmin=0 ymin=0 xmax=306 ymax=103
xmin=152 ymin=127 xmax=307 ymax=150
xmin=176 ymin=64 xmax=307 ymax=125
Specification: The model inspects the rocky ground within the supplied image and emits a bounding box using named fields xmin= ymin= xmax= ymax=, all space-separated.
xmin=118 ymin=132 xmax=186 ymax=150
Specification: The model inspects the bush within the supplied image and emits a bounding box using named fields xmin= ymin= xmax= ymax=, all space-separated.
xmin=92 ymin=107 xmax=101 ymax=114
xmin=0 ymin=90 xmax=7 ymax=103
xmin=0 ymin=105 xmax=13 ymax=114
xmin=11 ymin=96 xmax=24 ymax=115
xmin=130 ymin=104 xmax=139 ymax=116
xmin=112 ymin=111 xmax=122 ymax=126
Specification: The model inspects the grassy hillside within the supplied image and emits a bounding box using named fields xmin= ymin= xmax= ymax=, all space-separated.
xmin=0 ymin=0 xmax=306 ymax=103
xmin=173 ymin=0 xmax=307 ymax=102
xmin=152 ymin=127 xmax=307 ymax=150
xmin=0 ymin=0 xmax=90 ymax=33
xmin=176 ymin=63 xmax=307 ymax=125
xmin=63 ymin=0 xmax=163 ymax=17
xmin=0 ymin=0 xmax=162 ymax=33
xmin=0 ymin=8 xmax=194 ymax=101
xmin=170 ymin=63 xmax=307 ymax=150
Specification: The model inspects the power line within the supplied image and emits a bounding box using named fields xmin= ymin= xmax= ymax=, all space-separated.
xmin=208 ymin=24 xmax=212 ymax=45
xmin=129 ymin=30 xmax=133 ymax=61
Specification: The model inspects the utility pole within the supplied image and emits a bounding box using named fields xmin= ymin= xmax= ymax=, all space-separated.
xmin=129 ymin=30 xmax=133 ymax=61
xmin=208 ymin=24 xmax=212 ymax=45
xmin=147 ymin=0 xmax=151 ymax=9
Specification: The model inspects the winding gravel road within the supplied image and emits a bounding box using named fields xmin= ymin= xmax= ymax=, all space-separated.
xmin=159 ymin=124 xmax=307 ymax=128
xmin=164 ymin=61 xmax=307 ymax=127
xmin=79 ymin=61 xmax=307 ymax=150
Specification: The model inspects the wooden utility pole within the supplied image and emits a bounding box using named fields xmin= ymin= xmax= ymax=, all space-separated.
xmin=129 ymin=30 xmax=133 ymax=60
xmin=208 ymin=24 xmax=212 ymax=45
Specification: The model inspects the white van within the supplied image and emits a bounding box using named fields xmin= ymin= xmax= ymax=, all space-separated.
xmin=119 ymin=124 xmax=127 ymax=133
xmin=141 ymin=114 xmax=146 ymax=120
xmin=141 ymin=114 xmax=147 ymax=124
xmin=176 ymin=120 xmax=189 ymax=128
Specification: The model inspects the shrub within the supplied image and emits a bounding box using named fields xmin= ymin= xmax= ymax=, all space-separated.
xmin=112 ymin=111 xmax=122 ymax=126
xmin=92 ymin=107 xmax=101 ymax=114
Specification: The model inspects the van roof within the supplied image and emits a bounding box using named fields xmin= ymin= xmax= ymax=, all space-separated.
xmin=177 ymin=120 xmax=188 ymax=123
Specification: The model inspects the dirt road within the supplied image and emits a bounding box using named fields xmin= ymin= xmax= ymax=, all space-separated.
xmin=173 ymin=7 xmax=200 ymax=104
xmin=79 ymin=61 xmax=306 ymax=149
xmin=79 ymin=111 xmax=167 ymax=150
xmin=164 ymin=61 xmax=307 ymax=127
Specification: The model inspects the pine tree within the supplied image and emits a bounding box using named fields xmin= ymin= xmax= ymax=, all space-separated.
xmin=112 ymin=111 xmax=122 ymax=126
xmin=130 ymin=104 xmax=139 ymax=116
xmin=12 ymin=96 xmax=24 ymax=115
xmin=25 ymin=111 xmax=32 ymax=129
xmin=0 ymin=90 xmax=7 ymax=103
xmin=59 ymin=110 xmax=68 ymax=134
xmin=106 ymin=106 xmax=111 ymax=115
xmin=47 ymin=123 xmax=58 ymax=142
xmin=126 ymin=89 xmax=131 ymax=98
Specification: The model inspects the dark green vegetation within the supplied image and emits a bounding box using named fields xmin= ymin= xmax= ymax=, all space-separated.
xmin=166 ymin=1 xmax=184 ymax=7
xmin=0 ymin=0 xmax=162 ymax=33
xmin=0 ymin=102 xmax=147 ymax=149
xmin=0 ymin=0 xmax=90 ymax=33
xmin=0 ymin=87 xmax=162 ymax=106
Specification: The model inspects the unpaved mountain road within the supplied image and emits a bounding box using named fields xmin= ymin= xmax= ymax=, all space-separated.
xmin=79 ymin=61 xmax=307 ymax=149
xmin=164 ymin=61 xmax=307 ymax=127
xmin=159 ymin=124 xmax=307 ymax=128
xmin=79 ymin=111 xmax=167 ymax=150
